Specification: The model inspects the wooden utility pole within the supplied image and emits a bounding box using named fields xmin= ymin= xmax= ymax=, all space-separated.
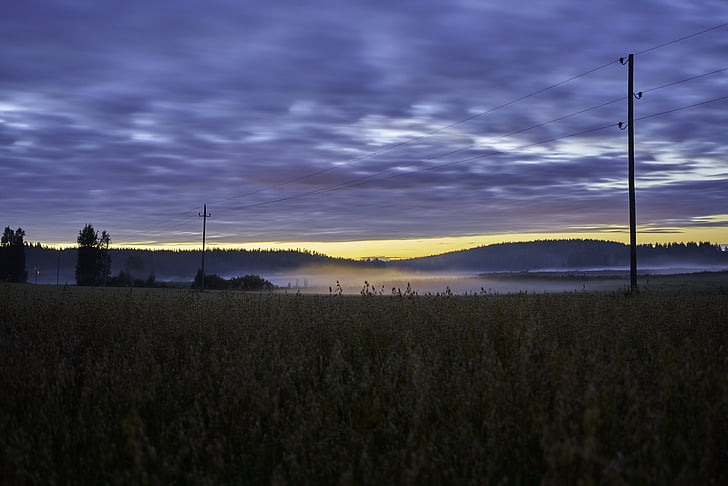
xmin=620 ymin=54 xmax=642 ymax=294
xmin=199 ymin=204 xmax=211 ymax=291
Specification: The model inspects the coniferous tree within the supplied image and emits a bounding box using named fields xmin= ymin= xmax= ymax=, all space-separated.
xmin=0 ymin=227 xmax=27 ymax=283
xmin=75 ymin=224 xmax=111 ymax=286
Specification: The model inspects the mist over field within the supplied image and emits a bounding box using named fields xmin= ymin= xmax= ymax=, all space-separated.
xmin=265 ymin=266 xmax=728 ymax=295
xmin=263 ymin=266 xmax=626 ymax=295
xmin=23 ymin=239 xmax=728 ymax=293
xmin=267 ymin=266 xmax=485 ymax=295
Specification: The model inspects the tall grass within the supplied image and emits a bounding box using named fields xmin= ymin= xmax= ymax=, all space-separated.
xmin=1 ymin=284 xmax=726 ymax=484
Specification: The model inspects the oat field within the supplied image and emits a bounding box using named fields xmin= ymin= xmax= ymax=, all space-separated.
xmin=1 ymin=283 xmax=727 ymax=484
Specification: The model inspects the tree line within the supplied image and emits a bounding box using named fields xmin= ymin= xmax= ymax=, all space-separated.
xmin=394 ymin=239 xmax=728 ymax=272
xmin=5 ymin=228 xmax=728 ymax=286
xmin=3 ymin=224 xmax=275 ymax=290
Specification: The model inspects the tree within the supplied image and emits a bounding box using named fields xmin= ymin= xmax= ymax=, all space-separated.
xmin=75 ymin=224 xmax=111 ymax=286
xmin=0 ymin=227 xmax=27 ymax=283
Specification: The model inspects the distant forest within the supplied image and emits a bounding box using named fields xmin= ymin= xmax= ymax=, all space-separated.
xmin=22 ymin=239 xmax=728 ymax=285
xmin=394 ymin=239 xmax=728 ymax=272
xmin=23 ymin=246 xmax=385 ymax=285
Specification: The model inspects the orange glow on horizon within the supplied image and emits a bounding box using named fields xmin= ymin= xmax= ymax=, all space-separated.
xmin=39 ymin=226 xmax=728 ymax=260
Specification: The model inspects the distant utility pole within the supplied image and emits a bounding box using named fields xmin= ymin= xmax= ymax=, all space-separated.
xmin=199 ymin=204 xmax=211 ymax=291
xmin=619 ymin=54 xmax=642 ymax=294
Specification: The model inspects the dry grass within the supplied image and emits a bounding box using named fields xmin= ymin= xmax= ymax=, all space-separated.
xmin=1 ymin=283 xmax=727 ymax=484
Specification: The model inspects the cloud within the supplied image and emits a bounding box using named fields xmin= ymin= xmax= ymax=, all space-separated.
xmin=1 ymin=0 xmax=727 ymax=248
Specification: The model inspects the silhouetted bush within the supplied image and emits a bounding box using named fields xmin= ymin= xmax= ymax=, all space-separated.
xmin=193 ymin=271 xmax=274 ymax=291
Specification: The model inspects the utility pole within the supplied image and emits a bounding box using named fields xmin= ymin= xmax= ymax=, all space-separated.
xmin=199 ymin=204 xmax=211 ymax=291
xmin=620 ymin=54 xmax=642 ymax=294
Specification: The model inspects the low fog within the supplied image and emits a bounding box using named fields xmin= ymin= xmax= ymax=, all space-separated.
xmin=261 ymin=265 xmax=624 ymax=295
xmin=262 ymin=262 xmax=728 ymax=295
xmin=24 ymin=244 xmax=728 ymax=293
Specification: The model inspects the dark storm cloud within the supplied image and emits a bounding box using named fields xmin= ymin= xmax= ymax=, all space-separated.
xmin=1 ymin=0 xmax=727 ymax=246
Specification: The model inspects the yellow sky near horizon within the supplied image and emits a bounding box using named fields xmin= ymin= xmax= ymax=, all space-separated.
xmin=41 ymin=226 xmax=728 ymax=260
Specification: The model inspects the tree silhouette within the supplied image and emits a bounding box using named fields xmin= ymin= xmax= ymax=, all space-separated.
xmin=0 ymin=227 xmax=27 ymax=283
xmin=75 ymin=224 xmax=111 ymax=286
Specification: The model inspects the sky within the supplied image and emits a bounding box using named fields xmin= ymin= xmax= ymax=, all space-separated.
xmin=2 ymin=0 xmax=727 ymax=259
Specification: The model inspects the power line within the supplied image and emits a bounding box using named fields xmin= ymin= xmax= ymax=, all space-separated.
xmin=313 ymin=60 xmax=726 ymax=179
xmin=221 ymin=92 xmax=728 ymax=213
xmin=642 ymin=66 xmax=728 ymax=94
xmin=211 ymin=22 xmax=728 ymax=210
xmin=312 ymin=97 xmax=624 ymax=188
xmin=636 ymin=22 xmax=728 ymax=56
xmin=363 ymin=95 xmax=728 ymax=188
xmin=203 ymin=59 xmax=620 ymax=210
xmin=387 ymin=59 xmax=727 ymax=167
xmin=635 ymin=94 xmax=728 ymax=121
xmin=215 ymin=93 xmax=629 ymax=211
xmin=125 ymin=208 xmax=203 ymax=242
xmin=255 ymin=95 xmax=624 ymax=198
xmin=126 ymin=66 xmax=728 ymax=244
xmin=219 ymin=62 xmax=728 ymax=212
